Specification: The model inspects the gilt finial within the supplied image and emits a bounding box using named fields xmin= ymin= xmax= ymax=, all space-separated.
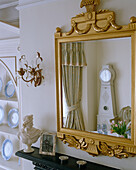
xmin=80 ymin=0 xmax=100 ymax=12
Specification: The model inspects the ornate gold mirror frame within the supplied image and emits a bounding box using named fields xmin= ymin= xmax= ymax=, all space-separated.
xmin=55 ymin=0 xmax=136 ymax=158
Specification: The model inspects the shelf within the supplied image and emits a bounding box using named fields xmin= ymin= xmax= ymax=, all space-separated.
xmin=91 ymin=130 xmax=118 ymax=136
xmin=0 ymin=156 xmax=21 ymax=170
xmin=16 ymin=147 xmax=119 ymax=170
xmin=0 ymin=96 xmax=18 ymax=102
xmin=0 ymin=124 xmax=19 ymax=136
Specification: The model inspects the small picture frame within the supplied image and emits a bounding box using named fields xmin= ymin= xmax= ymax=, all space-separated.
xmin=39 ymin=132 xmax=56 ymax=156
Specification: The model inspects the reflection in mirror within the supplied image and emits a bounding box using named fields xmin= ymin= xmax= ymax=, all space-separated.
xmin=61 ymin=37 xmax=131 ymax=139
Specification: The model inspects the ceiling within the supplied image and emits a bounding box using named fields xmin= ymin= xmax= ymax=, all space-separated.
xmin=0 ymin=0 xmax=19 ymax=27
xmin=0 ymin=0 xmax=18 ymax=6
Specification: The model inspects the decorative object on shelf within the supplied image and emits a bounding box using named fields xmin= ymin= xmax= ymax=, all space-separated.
xmin=110 ymin=106 xmax=131 ymax=125
xmin=18 ymin=52 xmax=44 ymax=87
xmin=110 ymin=120 xmax=131 ymax=138
xmin=0 ymin=106 xmax=4 ymax=124
xmin=0 ymin=77 xmax=2 ymax=92
xmin=39 ymin=132 xmax=56 ymax=156
xmin=97 ymin=124 xmax=108 ymax=135
xmin=5 ymin=80 xmax=15 ymax=98
xmin=126 ymin=121 xmax=131 ymax=139
xmin=59 ymin=156 xmax=69 ymax=164
xmin=18 ymin=114 xmax=42 ymax=153
xmin=102 ymin=124 xmax=108 ymax=135
xmin=97 ymin=124 xmax=102 ymax=134
xmin=2 ymin=139 xmax=13 ymax=161
xmin=97 ymin=65 xmax=116 ymax=132
xmin=76 ymin=160 xmax=87 ymax=168
xmin=8 ymin=108 xmax=19 ymax=128
xmin=110 ymin=106 xmax=131 ymax=138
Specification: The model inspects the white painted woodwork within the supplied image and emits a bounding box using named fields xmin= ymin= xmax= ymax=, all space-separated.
xmin=0 ymin=156 xmax=19 ymax=170
xmin=0 ymin=21 xmax=19 ymax=40
xmin=0 ymin=1 xmax=18 ymax=9
xmin=0 ymin=22 xmax=21 ymax=170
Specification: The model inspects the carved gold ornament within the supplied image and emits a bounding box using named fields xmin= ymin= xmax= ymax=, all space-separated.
xmin=80 ymin=0 xmax=100 ymax=12
xmin=55 ymin=0 xmax=136 ymax=159
xmin=61 ymin=135 xmax=88 ymax=150
xmin=60 ymin=134 xmax=134 ymax=158
xmin=63 ymin=0 xmax=122 ymax=36
xmin=98 ymin=142 xmax=129 ymax=159
xmin=130 ymin=16 xmax=136 ymax=23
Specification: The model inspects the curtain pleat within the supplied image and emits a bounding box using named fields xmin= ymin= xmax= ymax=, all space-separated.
xmin=62 ymin=42 xmax=87 ymax=67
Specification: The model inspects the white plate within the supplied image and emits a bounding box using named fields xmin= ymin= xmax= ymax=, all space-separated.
xmin=0 ymin=106 xmax=4 ymax=124
xmin=0 ymin=77 xmax=2 ymax=92
xmin=5 ymin=80 xmax=15 ymax=98
xmin=2 ymin=139 xmax=13 ymax=161
xmin=8 ymin=108 xmax=19 ymax=128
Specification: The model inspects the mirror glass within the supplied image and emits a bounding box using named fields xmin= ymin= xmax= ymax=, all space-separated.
xmin=61 ymin=37 xmax=131 ymax=139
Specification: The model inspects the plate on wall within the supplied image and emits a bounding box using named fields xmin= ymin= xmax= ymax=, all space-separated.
xmin=8 ymin=108 xmax=19 ymax=128
xmin=0 ymin=106 xmax=4 ymax=124
xmin=2 ymin=139 xmax=13 ymax=161
xmin=0 ymin=77 xmax=2 ymax=92
xmin=5 ymin=80 xmax=15 ymax=98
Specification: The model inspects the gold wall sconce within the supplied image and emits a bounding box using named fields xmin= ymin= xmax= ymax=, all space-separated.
xmin=18 ymin=52 xmax=44 ymax=87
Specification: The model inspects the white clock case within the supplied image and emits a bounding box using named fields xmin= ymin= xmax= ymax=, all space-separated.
xmin=97 ymin=65 xmax=116 ymax=131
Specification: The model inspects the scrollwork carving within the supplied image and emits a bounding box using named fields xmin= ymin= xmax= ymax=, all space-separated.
xmin=59 ymin=135 xmax=134 ymax=158
xmin=98 ymin=142 xmax=130 ymax=159
xmin=60 ymin=135 xmax=88 ymax=150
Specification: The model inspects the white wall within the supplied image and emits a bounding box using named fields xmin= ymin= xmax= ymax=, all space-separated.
xmin=84 ymin=41 xmax=97 ymax=131
xmin=96 ymin=38 xmax=131 ymax=114
xmin=19 ymin=0 xmax=136 ymax=169
xmin=83 ymin=38 xmax=131 ymax=132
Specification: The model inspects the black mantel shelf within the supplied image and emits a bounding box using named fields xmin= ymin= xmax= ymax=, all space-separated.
xmin=15 ymin=147 xmax=120 ymax=170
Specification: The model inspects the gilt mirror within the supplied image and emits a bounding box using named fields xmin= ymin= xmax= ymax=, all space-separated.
xmin=55 ymin=0 xmax=136 ymax=158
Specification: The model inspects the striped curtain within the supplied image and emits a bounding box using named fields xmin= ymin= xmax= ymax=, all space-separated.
xmin=62 ymin=42 xmax=86 ymax=130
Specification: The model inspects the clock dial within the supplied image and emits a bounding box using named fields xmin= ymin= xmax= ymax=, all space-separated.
xmin=100 ymin=69 xmax=112 ymax=82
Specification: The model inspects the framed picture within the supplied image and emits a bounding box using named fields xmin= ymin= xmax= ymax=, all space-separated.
xmin=39 ymin=132 xmax=56 ymax=156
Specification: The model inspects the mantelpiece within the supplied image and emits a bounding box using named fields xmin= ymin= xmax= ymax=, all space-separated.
xmin=15 ymin=147 xmax=119 ymax=170
xmin=55 ymin=0 xmax=136 ymax=158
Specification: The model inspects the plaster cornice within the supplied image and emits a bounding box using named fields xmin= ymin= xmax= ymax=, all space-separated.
xmin=16 ymin=0 xmax=58 ymax=10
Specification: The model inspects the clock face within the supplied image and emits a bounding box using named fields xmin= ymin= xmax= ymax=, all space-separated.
xmin=100 ymin=69 xmax=112 ymax=82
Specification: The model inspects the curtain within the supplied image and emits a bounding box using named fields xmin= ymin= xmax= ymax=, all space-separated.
xmin=62 ymin=42 xmax=86 ymax=130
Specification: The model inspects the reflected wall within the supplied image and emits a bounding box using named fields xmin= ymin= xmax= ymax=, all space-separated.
xmin=62 ymin=37 xmax=131 ymax=138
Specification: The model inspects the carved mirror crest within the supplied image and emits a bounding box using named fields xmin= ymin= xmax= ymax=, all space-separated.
xmin=55 ymin=0 xmax=136 ymax=158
